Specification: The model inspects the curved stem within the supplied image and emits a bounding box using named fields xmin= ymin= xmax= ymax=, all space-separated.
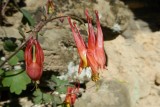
xmin=0 ymin=15 xmax=84 ymax=68
xmin=0 ymin=17 xmax=62 ymax=67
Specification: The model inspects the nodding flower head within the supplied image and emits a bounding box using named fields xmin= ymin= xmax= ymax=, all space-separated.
xmin=25 ymin=37 xmax=44 ymax=81
xmin=68 ymin=17 xmax=88 ymax=74
xmin=64 ymin=85 xmax=79 ymax=106
xmin=68 ymin=9 xmax=107 ymax=82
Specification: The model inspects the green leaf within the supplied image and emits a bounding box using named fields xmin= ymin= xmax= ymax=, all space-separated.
xmin=43 ymin=93 xmax=53 ymax=103
xmin=49 ymin=75 xmax=70 ymax=93
xmin=8 ymin=56 xmax=19 ymax=66
xmin=56 ymin=86 xmax=67 ymax=94
xmin=50 ymin=75 xmax=68 ymax=86
xmin=54 ymin=95 xmax=63 ymax=104
xmin=0 ymin=69 xmax=4 ymax=75
xmin=50 ymin=75 xmax=59 ymax=84
xmin=16 ymin=50 xmax=24 ymax=61
xmin=20 ymin=9 xmax=35 ymax=27
xmin=33 ymin=89 xmax=54 ymax=104
xmin=2 ymin=69 xmax=31 ymax=95
xmin=33 ymin=89 xmax=43 ymax=104
xmin=3 ymin=39 xmax=17 ymax=52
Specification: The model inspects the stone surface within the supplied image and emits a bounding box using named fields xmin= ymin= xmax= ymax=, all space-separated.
xmin=75 ymin=80 xmax=131 ymax=107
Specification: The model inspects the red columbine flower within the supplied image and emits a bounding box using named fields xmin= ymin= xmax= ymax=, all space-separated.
xmin=68 ymin=17 xmax=88 ymax=74
xmin=64 ymin=85 xmax=79 ymax=106
xmin=68 ymin=9 xmax=106 ymax=82
xmin=25 ymin=37 xmax=44 ymax=81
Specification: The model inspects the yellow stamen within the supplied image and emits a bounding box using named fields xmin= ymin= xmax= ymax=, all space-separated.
xmin=33 ymin=45 xmax=36 ymax=62
xmin=91 ymin=73 xmax=100 ymax=82
xmin=82 ymin=56 xmax=88 ymax=68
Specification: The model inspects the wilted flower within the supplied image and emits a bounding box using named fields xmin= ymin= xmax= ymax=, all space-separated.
xmin=25 ymin=37 xmax=44 ymax=81
xmin=68 ymin=9 xmax=106 ymax=82
xmin=46 ymin=0 xmax=55 ymax=14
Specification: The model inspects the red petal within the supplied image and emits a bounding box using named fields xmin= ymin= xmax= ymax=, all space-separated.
xmin=65 ymin=86 xmax=79 ymax=105
xmin=95 ymin=10 xmax=103 ymax=48
xmin=85 ymin=9 xmax=96 ymax=51
xmin=25 ymin=37 xmax=44 ymax=81
xmin=34 ymin=39 xmax=44 ymax=65
xmin=25 ymin=38 xmax=34 ymax=67
xmin=68 ymin=17 xmax=88 ymax=72
xmin=95 ymin=10 xmax=106 ymax=69
xmin=26 ymin=62 xmax=42 ymax=81
xmin=87 ymin=49 xmax=98 ymax=74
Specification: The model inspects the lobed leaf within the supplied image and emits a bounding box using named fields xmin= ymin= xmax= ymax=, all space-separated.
xmin=8 ymin=56 xmax=19 ymax=66
xmin=16 ymin=50 xmax=24 ymax=61
xmin=0 ymin=69 xmax=4 ymax=75
xmin=2 ymin=69 xmax=31 ymax=95
xmin=33 ymin=89 xmax=54 ymax=104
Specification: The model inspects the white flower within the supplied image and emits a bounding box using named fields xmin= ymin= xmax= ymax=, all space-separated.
xmin=1 ymin=57 xmax=5 ymax=61
xmin=57 ymin=75 xmax=68 ymax=80
xmin=59 ymin=62 xmax=92 ymax=83
xmin=14 ymin=65 xmax=22 ymax=70
xmin=85 ymin=67 xmax=92 ymax=78
xmin=112 ymin=23 xmax=121 ymax=32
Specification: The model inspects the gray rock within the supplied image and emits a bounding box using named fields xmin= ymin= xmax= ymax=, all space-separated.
xmin=75 ymin=80 xmax=131 ymax=107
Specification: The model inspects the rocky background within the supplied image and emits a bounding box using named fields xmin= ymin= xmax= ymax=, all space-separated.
xmin=0 ymin=0 xmax=160 ymax=107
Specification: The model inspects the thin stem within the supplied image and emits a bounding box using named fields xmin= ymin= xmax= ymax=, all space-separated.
xmin=1 ymin=0 xmax=9 ymax=17
xmin=0 ymin=15 xmax=84 ymax=68
xmin=0 ymin=34 xmax=32 ymax=67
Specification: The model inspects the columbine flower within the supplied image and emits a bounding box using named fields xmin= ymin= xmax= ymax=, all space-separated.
xmin=25 ymin=37 xmax=44 ymax=81
xmin=68 ymin=9 xmax=106 ymax=82
xmin=64 ymin=85 xmax=79 ymax=106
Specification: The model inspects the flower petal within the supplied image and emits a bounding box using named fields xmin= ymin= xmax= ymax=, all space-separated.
xmin=87 ymin=49 xmax=98 ymax=74
xmin=85 ymin=9 xmax=96 ymax=51
xmin=25 ymin=38 xmax=34 ymax=68
xmin=68 ymin=17 xmax=88 ymax=73
xmin=95 ymin=10 xmax=106 ymax=69
xmin=25 ymin=38 xmax=44 ymax=81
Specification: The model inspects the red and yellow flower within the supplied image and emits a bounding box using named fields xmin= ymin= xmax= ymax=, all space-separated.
xmin=68 ymin=9 xmax=106 ymax=82
xmin=25 ymin=37 xmax=44 ymax=81
xmin=64 ymin=85 xmax=79 ymax=107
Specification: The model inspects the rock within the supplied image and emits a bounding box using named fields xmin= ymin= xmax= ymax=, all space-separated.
xmin=155 ymin=72 xmax=160 ymax=85
xmin=75 ymin=80 xmax=131 ymax=107
xmin=38 ymin=23 xmax=79 ymax=72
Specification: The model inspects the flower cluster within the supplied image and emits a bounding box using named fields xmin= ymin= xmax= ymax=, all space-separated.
xmin=68 ymin=10 xmax=106 ymax=82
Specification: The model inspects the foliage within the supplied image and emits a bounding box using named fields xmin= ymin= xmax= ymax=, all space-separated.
xmin=0 ymin=69 xmax=4 ymax=76
xmin=20 ymin=8 xmax=36 ymax=27
xmin=33 ymin=89 xmax=54 ymax=104
xmin=2 ymin=69 xmax=31 ymax=95
xmin=48 ymin=75 xmax=71 ymax=94
xmin=0 ymin=0 xmax=83 ymax=106
xmin=1 ymin=38 xmax=30 ymax=95
xmin=3 ymin=39 xmax=17 ymax=52
xmin=32 ymin=75 xmax=73 ymax=106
